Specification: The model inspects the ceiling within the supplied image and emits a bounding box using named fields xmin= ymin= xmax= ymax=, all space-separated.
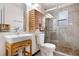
xmin=39 ymin=3 xmax=67 ymax=15
xmin=39 ymin=3 xmax=74 ymax=15
xmin=39 ymin=3 xmax=65 ymax=10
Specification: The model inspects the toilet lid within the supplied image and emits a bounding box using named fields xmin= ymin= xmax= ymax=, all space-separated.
xmin=44 ymin=43 xmax=56 ymax=48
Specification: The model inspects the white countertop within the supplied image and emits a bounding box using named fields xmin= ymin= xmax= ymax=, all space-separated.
xmin=5 ymin=33 xmax=33 ymax=43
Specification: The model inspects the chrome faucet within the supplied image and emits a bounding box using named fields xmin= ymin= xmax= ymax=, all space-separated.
xmin=14 ymin=27 xmax=20 ymax=32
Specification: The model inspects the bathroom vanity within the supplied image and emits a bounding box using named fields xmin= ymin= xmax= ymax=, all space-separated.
xmin=5 ymin=34 xmax=32 ymax=56
xmin=0 ymin=32 xmax=42 ymax=56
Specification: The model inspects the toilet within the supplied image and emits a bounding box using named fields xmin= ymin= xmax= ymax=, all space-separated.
xmin=35 ymin=29 xmax=56 ymax=56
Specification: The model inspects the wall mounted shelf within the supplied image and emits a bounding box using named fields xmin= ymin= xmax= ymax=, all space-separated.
xmin=0 ymin=24 xmax=10 ymax=32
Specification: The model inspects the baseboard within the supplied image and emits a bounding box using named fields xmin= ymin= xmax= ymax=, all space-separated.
xmin=54 ymin=51 xmax=72 ymax=56
xmin=32 ymin=50 xmax=40 ymax=56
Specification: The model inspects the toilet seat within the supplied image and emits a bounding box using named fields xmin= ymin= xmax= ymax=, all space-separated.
xmin=44 ymin=43 xmax=56 ymax=48
xmin=40 ymin=43 xmax=56 ymax=49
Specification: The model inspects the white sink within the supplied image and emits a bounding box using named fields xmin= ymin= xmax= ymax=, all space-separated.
xmin=5 ymin=34 xmax=33 ymax=43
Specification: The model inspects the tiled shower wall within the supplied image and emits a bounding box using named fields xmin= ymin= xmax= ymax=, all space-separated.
xmin=45 ymin=4 xmax=79 ymax=55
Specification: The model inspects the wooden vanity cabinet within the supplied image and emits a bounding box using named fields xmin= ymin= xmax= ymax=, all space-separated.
xmin=6 ymin=39 xmax=32 ymax=56
xmin=29 ymin=9 xmax=44 ymax=32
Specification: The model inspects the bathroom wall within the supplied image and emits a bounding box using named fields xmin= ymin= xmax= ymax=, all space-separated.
xmin=0 ymin=3 xmax=25 ymax=56
xmin=0 ymin=3 xmax=24 ymax=32
xmin=45 ymin=4 xmax=79 ymax=55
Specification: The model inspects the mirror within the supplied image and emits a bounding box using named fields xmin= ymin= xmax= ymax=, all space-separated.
xmin=0 ymin=3 xmax=26 ymax=32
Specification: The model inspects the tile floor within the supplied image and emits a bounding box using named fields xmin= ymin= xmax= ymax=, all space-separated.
xmin=35 ymin=51 xmax=71 ymax=56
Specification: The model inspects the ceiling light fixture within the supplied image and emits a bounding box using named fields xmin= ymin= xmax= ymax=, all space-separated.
xmin=26 ymin=3 xmax=32 ymax=6
xmin=45 ymin=13 xmax=53 ymax=18
xmin=33 ymin=3 xmax=39 ymax=7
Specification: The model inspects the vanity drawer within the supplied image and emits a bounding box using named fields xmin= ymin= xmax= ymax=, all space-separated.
xmin=10 ymin=40 xmax=32 ymax=49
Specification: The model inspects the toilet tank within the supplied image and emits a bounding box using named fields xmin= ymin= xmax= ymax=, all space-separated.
xmin=39 ymin=32 xmax=45 ymax=44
